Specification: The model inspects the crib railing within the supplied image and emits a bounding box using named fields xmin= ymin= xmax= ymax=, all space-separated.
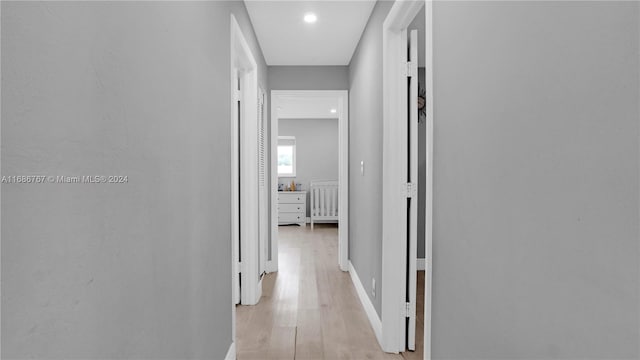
xmin=310 ymin=180 xmax=339 ymax=229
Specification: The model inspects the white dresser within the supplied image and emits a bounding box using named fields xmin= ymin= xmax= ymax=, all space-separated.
xmin=277 ymin=191 xmax=307 ymax=226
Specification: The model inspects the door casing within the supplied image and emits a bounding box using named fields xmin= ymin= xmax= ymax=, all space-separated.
xmin=230 ymin=12 xmax=262 ymax=308
xmin=269 ymin=90 xmax=350 ymax=273
xmin=380 ymin=1 xmax=434 ymax=359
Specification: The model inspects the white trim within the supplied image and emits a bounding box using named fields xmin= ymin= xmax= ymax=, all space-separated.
xmin=225 ymin=342 xmax=236 ymax=360
xmin=270 ymin=91 xmax=279 ymax=272
xmin=230 ymin=16 xmax=242 ymax=344
xmin=416 ymin=258 xmax=426 ymax=271
xmin=230 ymin=14 xmax=261 ymax=307
xmin=349 ymin=261 xmax=383 ymax=346
xmin=266 ymin=260 xmax=277 ymax=273
xmin=270 ymin=90 xmax=349 ymax=272
xmin=381 ymin=0 xmax=428 ymax=355
xmin=423 ymin=2 xmax=434 ymax=359
xmin=337 ymin=92 xmax=350 ymax=272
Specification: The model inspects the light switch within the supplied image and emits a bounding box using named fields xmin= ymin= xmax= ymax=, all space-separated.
xmin=372 ymin=278 xmax=376 ymax=298
xmin=360 ymin=161 xmax=365 ymax=176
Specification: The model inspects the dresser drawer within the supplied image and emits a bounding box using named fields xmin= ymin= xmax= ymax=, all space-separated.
xmin=278 ymin=203 xmax=305 ymax=213
xmin=278 ymin=193 xmax=305 ymax=203
xmin=278 ymin=191 xmax=306 ymax=225
xmin=278 ymin=212 xmax=305 ymax=223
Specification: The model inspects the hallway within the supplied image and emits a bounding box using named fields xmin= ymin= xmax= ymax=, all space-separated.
xmin=236 ymin=224 xmax=400 ymax=360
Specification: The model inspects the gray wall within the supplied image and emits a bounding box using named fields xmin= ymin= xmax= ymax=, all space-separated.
xmin=268 ymin=66 xmax=349 ymax=91
xmin=431 ymin=1 xmax=639 ymax=358
xmin=1 ymin=2 xmax=267 ymax=358
xmin=279 ymin=119 xmax=339 ymax=216
xmin=347 ymin=0 xmax=394 ymax=317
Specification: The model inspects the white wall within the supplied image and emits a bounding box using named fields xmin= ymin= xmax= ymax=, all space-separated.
xmin=1 ymin=2 xmax=267 ymax=358
xmin=431 ymin=1 xmax=639 ymax=358
xmin=279 ymin=119 xmax=339 ymax=216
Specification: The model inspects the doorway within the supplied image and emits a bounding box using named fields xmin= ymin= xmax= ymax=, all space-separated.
xmin=269 ymin=91 xmax=350 ymax=273
xmin=230 ymin=13 xmax=262 ymax=313
xmin=380 ymin=1 xmax=434 ymax=359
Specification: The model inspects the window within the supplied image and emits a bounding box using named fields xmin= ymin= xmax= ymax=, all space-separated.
xmin=277 ymin=136 xmax=296 ymax=177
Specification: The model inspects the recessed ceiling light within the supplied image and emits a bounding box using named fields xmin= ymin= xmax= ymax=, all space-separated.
xmin=330 ymin=108 xmax=337 ymax=114
xmin=304 ymin=13 xmax=317 ymax=24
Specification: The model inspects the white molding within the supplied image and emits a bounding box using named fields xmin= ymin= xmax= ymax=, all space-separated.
xmin=349 ymin=261 xmax=383 ymax=346
xmin=423 ymin=2 xmax=434 ymax=359
xmin=230 ymin=15 xmax=241 ymax=342
xmin=271 ymin=90 xmax=349 ymax=272
xmin=270 ymin=91 xmax=279 ymax=272
xmin=337 ymin=92 xmax=349 ymax=272
xmin=417 ymin=258 xmax=426 ymax=271
xmin=231 ymin=14 xmax=261 ymax=306
xmin=266 ymin=260 xmax=277 ymax=273
xmin=381 ymin=0 xmax=427 ymax=355
xmin=225 ymin=342 xmax=236 ymax=360
xmin=230 ymin=19 xmax=241 ymax=309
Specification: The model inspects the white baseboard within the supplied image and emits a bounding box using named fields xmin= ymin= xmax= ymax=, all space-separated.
xmin=348 ymin=261 xmax=383 ymax=347
xmin=306 ymin=217 xmax=311 ymax=223
xmin=417 ymin=258 xmax=425 ymax=271
xmin=225 ymin=342 xmax=236 ymax=360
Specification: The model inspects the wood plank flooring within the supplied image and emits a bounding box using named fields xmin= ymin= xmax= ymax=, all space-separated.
xmin=236 ymin=224 xmax=402 ymax=360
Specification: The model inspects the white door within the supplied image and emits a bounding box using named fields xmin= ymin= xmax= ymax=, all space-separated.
xmin=233 ymin=72 xmax=241 ymax=305
xmin=406 ymin=29 xmax=419 ymax=351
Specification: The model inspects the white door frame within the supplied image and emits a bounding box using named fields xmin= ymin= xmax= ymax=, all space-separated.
xmin=269 ymin=90 xmax=349 ymax=272
xmin=380 ymin=1 xmax=434 ymax=359
xmin=230 ymin=13 xmax=262 ymax=312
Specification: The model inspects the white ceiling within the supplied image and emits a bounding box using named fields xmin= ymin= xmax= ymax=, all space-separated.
xmin=277 ymin=96 xmax=339 ymax=119
xmin=244 ymin=1 xmax=377 ymax=66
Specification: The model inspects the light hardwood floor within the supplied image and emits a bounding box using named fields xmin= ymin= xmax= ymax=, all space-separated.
xmin=236 ymin=224 xmax=403 ymax=360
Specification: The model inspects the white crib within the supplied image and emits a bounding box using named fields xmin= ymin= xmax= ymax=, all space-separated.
xmin=310 ymin=180 xmax=339 ymax=229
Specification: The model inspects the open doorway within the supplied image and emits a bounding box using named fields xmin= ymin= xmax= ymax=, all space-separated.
xmin=401 ymin=6 xmax=428 ymax=360
xmin=269 ymin=91 xmax=349 ymax=273
xmin=380 ymin=1 xmax=434 ymax=359
xmin=230 ymin=13 xmax=263 ymax=312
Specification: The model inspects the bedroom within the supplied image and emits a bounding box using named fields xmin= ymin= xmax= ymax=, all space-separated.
xmin=277 ymin=101 xmax=340 ymax=229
